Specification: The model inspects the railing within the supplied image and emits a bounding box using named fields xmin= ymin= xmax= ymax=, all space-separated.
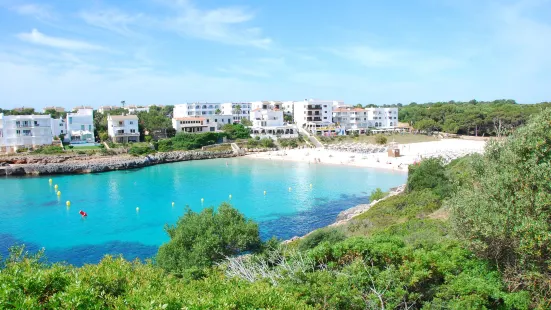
xmin=114 ymin=132 xmax=140 ymax=136
xmin=307 ymin=105 xmax=322 ymax=109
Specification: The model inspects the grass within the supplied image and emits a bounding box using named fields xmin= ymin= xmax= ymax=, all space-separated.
xmin=70 ymin=145 xmax=102 ymax=150
xmin=320 ymin=133 xmax=439 ymax=145
xmin=203 ymin=144 xmax=233 ymax=152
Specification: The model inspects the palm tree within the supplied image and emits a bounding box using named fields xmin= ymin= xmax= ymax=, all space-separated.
xmin=233 ymin=105 xmax=242 ymax=123
xmin=215 ymin=108 xmax=221 ymax=115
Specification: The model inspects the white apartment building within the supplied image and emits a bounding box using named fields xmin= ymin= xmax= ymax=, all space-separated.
xmin=293 ymin=99 xmax=334 ymax=133
xmin=221 ymin=102 xmax=251 ymax=123
xmin=0 ymin=114 xmax=53 ymax=153
xmin=50 ymin=117 xmax=67 ymax=138
xmin=174 ymin=103 xmax=222 ymax=118
xmin=282 ymin=101 xmax=295 ymax=115
xmin=172 ymin=115 xmax=232 ymax=133
xmin=66 ymin=109 xmax=95 ymax=143
xmin=72 ymin=105 xmax=93 ymax=112
xmin=126 ymin=105 xmax=149 ymax=114
xmin=107 ymin=115 xmax=140 ymax=143
xmin=332 ymin=107 xmax=399 ymax=133
xmin=249 ymin=101 xmax=298 ymax=139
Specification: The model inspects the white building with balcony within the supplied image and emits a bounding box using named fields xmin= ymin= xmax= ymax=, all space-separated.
xmin=0 ymin=114 xmax=53 ymax=153
xmin=107 ymin=115 xmax=140 ymax=143
xmin=293 ymin=99 xmax=334 ymax=133
xmin=172 ymin=115 xmax=232 ymax=134
xmin=173 ymin=103 xmax=222 ymax=118
xmin=126 ymin=105 xmax=149 ymax=114
xmin=221 ymin=102 xmax=251 ymax=123
xmin=66 ymin=109 xmax=95 ymax=143
xmin=332 ymin=107 xmax=399 ymax=133
xmin=50 ymin=117 xmax=67 ymax=138
xmin=249 ymin=101 xmax=298 ymax=139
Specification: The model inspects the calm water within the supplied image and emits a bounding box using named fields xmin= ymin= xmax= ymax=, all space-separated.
xmin=0 ymin=158 xmax=406 ymax=265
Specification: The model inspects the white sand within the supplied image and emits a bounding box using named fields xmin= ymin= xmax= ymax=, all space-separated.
xmin=244 ymin=139 xmax=486 ymax=172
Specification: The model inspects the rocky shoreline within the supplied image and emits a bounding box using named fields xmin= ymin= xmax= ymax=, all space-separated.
xmin=0 ymin=150 xmax=240 ymax=176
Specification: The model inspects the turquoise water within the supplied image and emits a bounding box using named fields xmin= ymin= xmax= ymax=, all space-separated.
xmin=0 ymin=158 xmax=406 ymax=265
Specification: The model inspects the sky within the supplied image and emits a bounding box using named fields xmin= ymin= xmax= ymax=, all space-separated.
xmin=0 ymin=0 xmax=550 ymax=109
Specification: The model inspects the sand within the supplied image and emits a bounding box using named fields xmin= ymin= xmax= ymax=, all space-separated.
xmin=244 ymin=139 xmax=486 ymax=172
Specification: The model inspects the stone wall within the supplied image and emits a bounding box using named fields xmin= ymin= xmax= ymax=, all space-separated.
xmin=0 ymin=150 xmax=238 ymax=176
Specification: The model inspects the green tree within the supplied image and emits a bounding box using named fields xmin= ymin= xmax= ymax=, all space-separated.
xmin=215 ymin=108 xmax=222 ymax=115
xmin=407 ymin=157 xmax=451 ymax=198
xmin=233 ymin=105 xmax=242 ymax=123
xmin=241 ymin=118 xmax=253 ymax=126
xmin=449 ymin=109 xmax=551 ymax=306
xmin=370 ymin=188 xmax=387 ymax=202
xmin=157 ymin=203 xmax=261 ymax=276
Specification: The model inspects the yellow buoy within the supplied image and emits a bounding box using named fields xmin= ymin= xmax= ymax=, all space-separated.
xmin=310 ymin=183 xmax=313 ymax=188
xmin=201 ymin=198 xmax=204 ymax=203
xmin=136 ymin=207 xmax=140 ymax=212
xmin=229 ymin=194 xmax=232 ymax=200
xmin=48 ymin=179 xmax=53 ymax=183
xmin=264 ymin=190 xmax=267 ymax=195
xmin=172 ymin=202 xmax=175 ymax=207
xmin=54 ymin=184 xmax=58 ymax=189
xmin=66 ymin=201 xmax=71 ymax=207
xmin=57 ymin=191 xmax=61 ymax=196
xmin=288 ymin=187 xmax=292 ymax=191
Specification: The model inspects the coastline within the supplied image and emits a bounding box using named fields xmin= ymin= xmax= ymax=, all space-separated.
xmin=0 ymin=150 xmax=240 ymax=177
xmin=244 ymin=139 xmax=485 ymax=173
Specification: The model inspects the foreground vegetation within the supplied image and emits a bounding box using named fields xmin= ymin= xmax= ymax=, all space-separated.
xmin=2 ymin=109 xmax=550 ymax=308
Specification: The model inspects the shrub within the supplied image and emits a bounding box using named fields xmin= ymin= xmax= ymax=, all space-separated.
xmin=32 ymin=145 xmax=64 ymax=154
xmin=449 ymin=108 xmax=551 ymax=306
xmin=407 ymin=157 xmax=451 ymax=198
xmin=374 ymin=134 xmax=387 ymax=145
xmin=99 ymin=131 xmax=109 ymax=142
xmin=369 ymin=188 xmax=387 ymax=202
xmin=128 ymin=145 xmax=154 ymax=156
xmin=260 ymin=138 xmax=274 ymax=148
xmin=222 ymin=124 xmax=250 ymax=140
xmin=298 ymin=228 xmax=346 ymax=251
xmin=144 ymin=135 xmax=152 ymax=142
xmin=156 ymin=203 xmax=261 ymax=277
xmin=279 ymin=138 xmax=300 ymax=148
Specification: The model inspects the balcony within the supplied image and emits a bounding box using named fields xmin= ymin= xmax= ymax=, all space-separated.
xmin=307 ymin=105 xmax=322 ymax=110
xmin=114 ymin=132 xmax=140 ymax=137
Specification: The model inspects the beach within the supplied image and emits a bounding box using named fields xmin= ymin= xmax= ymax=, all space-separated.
xmin=244 ymin=139 xmax=486 ymax=172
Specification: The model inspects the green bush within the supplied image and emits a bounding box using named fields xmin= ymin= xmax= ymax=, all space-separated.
xmin=260 ymin=138 xmax=274 ymax=148
xmin=298 ymin=228 xmax=346 ymax=251
xmin=407 ymin=157 xmax=451 ymax=198
xmin=144 ymin=135 xmax=152 ymax=142
xmin=374 ymin=134 xmax=387 ymax=145
xmin=222 ymin=124 xmax=250 ymax=140
xmin=157 ymin=203 xmax=261 ymax=277
xmin=369 ymin=188 xmax=387 ymax=202
xmin=279 ymin=138 xmax=300 ymax=148
xmin=449 ymin=108 xmax=551 ymax=306
xmin=128 ymin=145 xmax=154 ymax=156
xmin=32 ymin=145 xmax=64 ymax=154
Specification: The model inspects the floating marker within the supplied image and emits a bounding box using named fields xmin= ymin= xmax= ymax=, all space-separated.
xmin=201 ymin=198 xmax=204 ymax=203
xmin=229 ymin=194 xmax=232 ymax=200
xmin=136 ymin=207 xmax=140 ymax=212
xmin=57 ymin=191 xmax=61 ymax=196
xmin=310 ymin=183 xmax=313 ymax=188
xmin=264 ymin=190 xmax=267 ymax=195
xmin=54 ymin=184 xmax=58 ymax=189
xmin=48 ymin=179 xmax=53 ymax=184
xmin=288 ymin=187 xmax=292 ymax=191
xmin=66 ymin=201 xmax=71 ymax=207
xmin=172 ymin=202 xmax=175 ymax=207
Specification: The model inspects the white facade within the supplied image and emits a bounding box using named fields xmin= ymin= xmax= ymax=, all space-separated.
xmin=107 ymin=115 xmax=140 ymax=143
xmin=172 ymin=115 xmax=232 ymax=133
xmin=66 ymin=109 xmax=95 ymax=143
xmin=250 ymin=101 xmax=284 ymax=127
xmin=0 ymin=114 xmax=53 ymax=152
xmin=98 ymin=106 xmax=119 ymax=114
xmin=173 ymin=103 xmax=223 ymax=118
xmin=50 ymin=117 xmax=67 ymax=138
xmin=293 ymin=99 xmax=334 ymax=129
xmin=42 ymin=106 xmax=65 ymax=113
xmin=333 ymin=107 xmax=399 ymax=132
xmin=126 ymin=105 xmax=149 ymax=114
xmin=221 ymin=102 xmax=251 ymax=123
xmin=282 ymin=101 xmax=295 ymax=115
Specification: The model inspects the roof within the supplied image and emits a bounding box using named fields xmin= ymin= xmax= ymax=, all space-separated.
xmin=109 ymin=115 xmax=138 ymax=120
xmin=174 ymin=117 xmax=206 ymax=121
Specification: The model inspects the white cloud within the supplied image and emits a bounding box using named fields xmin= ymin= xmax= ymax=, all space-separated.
xmin=163 ymin=0 xmax=272 ymax=48
xmin=79 ymin=9 xmax=143 ymax=37
xmin=11 ymin=3 xmax=53 ymax=20
xmin=16 ymin=29 xmax=104 ymax=51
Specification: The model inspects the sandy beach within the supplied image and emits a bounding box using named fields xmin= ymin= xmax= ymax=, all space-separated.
xmin=244 ymin=139 xmax=486 ymax=172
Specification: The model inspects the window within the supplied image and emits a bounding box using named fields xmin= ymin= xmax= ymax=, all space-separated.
xmin=130 ymin=121 xmax=133 ymax=125
xmin=16 ymin=130 xmax=21 ymax=136
xmin=130 ymin=129 xmax=136 ymax=133
xmin=88 ymin=125 xmax=92 ymax=131
xmin=324 ymin=117 xmax=327 ymax=119
xmin=69 ymin=117 xmax=72 ymax=124
xmin=61 ymin=130 xmax=64 ymax=133
xmin=81 ymin=125 xmax=85 ymax=130
xmin=214 ymin=119 xmax=217 ymax=122
xmin=323 ymin=105 xmax=327 ymax=107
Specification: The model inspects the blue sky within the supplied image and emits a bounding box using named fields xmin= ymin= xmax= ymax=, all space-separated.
xmin=0 ymin=0 xmax=550 ymax=109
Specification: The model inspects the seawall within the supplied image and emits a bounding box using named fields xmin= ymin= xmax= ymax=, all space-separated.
xmin=0 ymin=150 xmax=239 ymax=177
